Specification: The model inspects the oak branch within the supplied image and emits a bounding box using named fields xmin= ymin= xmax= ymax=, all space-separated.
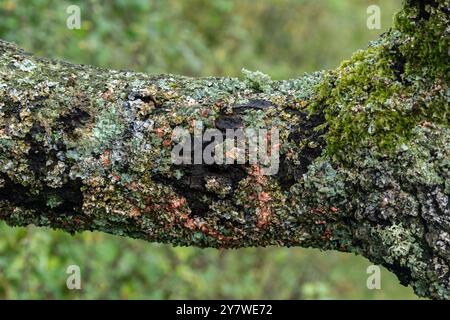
xmin=0 ymin=0 xmax=449 ymax=299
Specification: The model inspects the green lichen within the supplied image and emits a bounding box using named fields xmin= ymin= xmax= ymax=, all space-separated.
xmin=241 ymin=68 xmax=273 ymax=93
xmin=90 ymin=105 xmax=125 ymax=152
xmin=46 ymin=194 xmax=64 ymax=209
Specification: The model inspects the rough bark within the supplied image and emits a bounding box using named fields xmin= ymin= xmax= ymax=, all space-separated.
xmin=0 ymin=0 xmax=449 ymax=299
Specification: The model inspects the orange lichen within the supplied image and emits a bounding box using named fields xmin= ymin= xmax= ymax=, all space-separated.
xmin=256 ymin=206 xmax=272 ymax=229
xmin=323 ymin=228 xmax=332 ymax=240
xmin=100 ymin=150 xmax=111 ymax=167
xmin=101 ymin=88 xmax=113 ymax=101
xmin=258 ymin=192 xmax=271 ymax=202
xmin=155 ymin=127 xmax=165 ymax=137
xmin=248 ymin=165 xmax=268 ymax=185
xmin=200 ymin=109 xmax=210 ymax=117
xmin=129 ymin=207 xmax=141 ymax=218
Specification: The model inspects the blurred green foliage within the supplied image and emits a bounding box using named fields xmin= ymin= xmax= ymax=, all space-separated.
xmin=0 ymin=0 xmax=419 ymax=299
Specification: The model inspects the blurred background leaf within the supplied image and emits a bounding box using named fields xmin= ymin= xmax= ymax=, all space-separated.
xmin=0 ymin=0 xmax=419 ymax=299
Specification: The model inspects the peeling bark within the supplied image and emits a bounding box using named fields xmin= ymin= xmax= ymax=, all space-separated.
xmin=0 ymin=0 xmax=449 ymax=299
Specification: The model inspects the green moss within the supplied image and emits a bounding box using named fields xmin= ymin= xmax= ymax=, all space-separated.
xmin=310 ymin=1 xmax=449 ymax=162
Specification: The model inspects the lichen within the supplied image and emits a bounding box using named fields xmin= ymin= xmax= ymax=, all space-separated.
xmin=46 ymin=194 xmax=64 ymax=209
xmin=241 ymin=68 xmax=273 ymax=93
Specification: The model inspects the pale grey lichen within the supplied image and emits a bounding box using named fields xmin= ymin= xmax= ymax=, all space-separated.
xmin=241 ymin=68 xmax=273 ymax=93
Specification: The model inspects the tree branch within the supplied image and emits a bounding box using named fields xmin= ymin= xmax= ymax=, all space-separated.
xmin=0 ymin=0 xmax=449 ymax=299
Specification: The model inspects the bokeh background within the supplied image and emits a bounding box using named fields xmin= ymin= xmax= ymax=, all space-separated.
xmin=0 ymin=0 xmax=420 ymax=299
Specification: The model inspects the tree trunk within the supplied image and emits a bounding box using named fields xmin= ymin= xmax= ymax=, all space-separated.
xmin=0 ymin=0 xmax=449 ymax=299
